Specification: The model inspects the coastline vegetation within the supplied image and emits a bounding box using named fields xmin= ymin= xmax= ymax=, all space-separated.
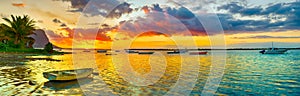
xmin=0 ymin=15 xmax=62 ymax=55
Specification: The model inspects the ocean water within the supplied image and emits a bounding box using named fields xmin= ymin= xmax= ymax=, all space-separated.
xmin=0 ymin=50 xmax=299 ymax=95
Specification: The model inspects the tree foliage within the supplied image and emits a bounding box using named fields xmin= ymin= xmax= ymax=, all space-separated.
xmin=44 ymin=42 xmax=53 ymax=54
xmin=1 ymin=15 xmax=36 ymax=48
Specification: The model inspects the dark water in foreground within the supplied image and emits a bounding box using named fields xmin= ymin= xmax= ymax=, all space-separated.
xmin=0 ymin=50 xmax=299 ymax=95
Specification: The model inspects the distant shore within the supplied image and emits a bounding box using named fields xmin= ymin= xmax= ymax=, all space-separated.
xmin=0 ymin=48 xmax=67 ymax=55
xmin=65 ymin=48 xmax=300 ymax=51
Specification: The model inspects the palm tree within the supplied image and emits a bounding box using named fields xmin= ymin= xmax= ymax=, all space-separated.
xmin=2 ymin=15 xmax=36 ymax=48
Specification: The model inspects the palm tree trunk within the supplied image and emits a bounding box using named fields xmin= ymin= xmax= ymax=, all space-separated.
xmin=14 ymin=37 xmax=19 ymax=45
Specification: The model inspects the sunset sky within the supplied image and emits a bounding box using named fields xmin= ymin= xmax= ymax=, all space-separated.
xmin=0 ymin=0 xmax=300 ymax=49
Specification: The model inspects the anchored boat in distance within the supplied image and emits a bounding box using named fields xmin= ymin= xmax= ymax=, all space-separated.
xmin=259 ymin=42 xmax=288 ymax=54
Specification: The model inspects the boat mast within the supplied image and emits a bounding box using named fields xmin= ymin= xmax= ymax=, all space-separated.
xmin=272 ymin=42 xmax=274 ymax=50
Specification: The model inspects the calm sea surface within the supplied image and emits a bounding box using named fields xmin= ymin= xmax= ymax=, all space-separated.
xmin=0 ymin=50 xmax=299 ymax=95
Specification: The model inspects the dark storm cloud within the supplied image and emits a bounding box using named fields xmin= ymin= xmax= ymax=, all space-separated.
xmin=217 ymin=2 xmax=263 ymax=16
xmin=70 ymin=0 xmax=89 ymax=9
xmin=150 ymin=4 xmax=195 ymax=19
xmin=218 ymin=2 xmax=300 ymax=16
xmin=152 ymin=4 xmax=163 ymax=12
xmin=119 ymin=4 xmax=206 ymax=36
xmin=232 ymin=35 xmax=300 ymax=39
xmin=106 ymin=2 xmax=133 ymax=18
xmin=55 ymin=0 xmax=133 ymax=18
xmin=217 ymin=1 xmax=300 ymax=32
xmin=171 ymin=7 xmax=195 ymax=19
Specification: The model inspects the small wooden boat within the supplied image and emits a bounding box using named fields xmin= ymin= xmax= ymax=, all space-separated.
xmin=138 ymin=52 xmax=154 ymax=54
xmin=189 ymin=51 xmax=208 ymax=55
xmin=44 ymin=77 xmax=93 ymax=90
xmin=43 ymin=68 xmax=93 ymax=81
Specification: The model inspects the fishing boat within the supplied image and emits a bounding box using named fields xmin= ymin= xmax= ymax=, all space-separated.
xmin=138 ymin=52 xmax=154 ymax=54
xmin=189 ymin=51 xmax=208 ymax=55
xmin=259 ymin=42 xmax=288 ymax=54
xmin=43 ymin=68 xmax=93 ymax=81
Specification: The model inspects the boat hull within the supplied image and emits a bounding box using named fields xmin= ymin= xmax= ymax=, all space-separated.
xmin=97 ymin=50 xmax=107 ymax=53
xmin=43 ymin=68 xmax=93 ymax=81
xmin=138 ymin=52 xmax=154 ymax=54
xmin=125 ymin=50 xmax=139 ymax=53
xmin=189 ymin=51 xmax=208 ymax=55
xmin=167 ymin=51 xmax=185 ymax=54
xmin=260 ymin=49 xmax=288 ymax=54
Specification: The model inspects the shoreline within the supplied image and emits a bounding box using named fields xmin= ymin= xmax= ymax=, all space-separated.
xmin=0 ymin=49 xmax=67 ymax=55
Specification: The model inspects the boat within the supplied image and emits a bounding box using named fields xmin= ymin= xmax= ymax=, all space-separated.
xmin=44 ymin=77 xmax=93 ymax=90
xmin=97 ymin=50 xmax=107 ymax=53
xmin=259 ymin=42 xmax=288 ymax=54
xmin=167 ymin=51 xmax=181 ymax=54
xmin=189 ymin=51 xmax=208 ymax=55
xmin=105 ymin=53 xmax=117 ymax=55
xmin=138 ymin=52 xmax=154 ymax=54
xmin=167 ymin=51 xmax=185 ymax=54
xmin=43 ymin=68 xmax=93 ymax=81
xmin=125 ymin=50 xmax=139 ymax=53
xmin=83 ymin=50 xmax=90 ymax=52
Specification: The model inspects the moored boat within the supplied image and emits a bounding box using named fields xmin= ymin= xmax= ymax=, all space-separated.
xmin=260 ymin=48 xmax=288 ymax=54
xmin=189 ymin=51 xmax=208 ymax=55
xmin=83 ymin=50 xmax=91 ymax=52
xmin=125 ymin=50 xmax=139 ymax=53
xmin=43 ymin=68 xmax=93 ymax=81
xmin=97 ymin=50 xmax=107 ymax=53
xmin=167 ymin=49 xmax=188 ymax=54
xmin=167 ymin=51 xmax=184 ymax=54
xmin=260 ymin=42 xmax=288 ymax=54
xmin=105 ymin=53 xmax=117 ymax=55
xmin=167 ymin=51 xmax=181 ymax=54
xmin=138 ymin=52 xmax=154 ymax=54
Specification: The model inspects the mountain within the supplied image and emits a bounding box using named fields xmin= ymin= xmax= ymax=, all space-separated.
xmin=29 ymin=29 xmax=50 ymax=49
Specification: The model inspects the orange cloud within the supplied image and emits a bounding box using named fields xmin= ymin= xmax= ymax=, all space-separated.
xmin=46 ymin=27 xmax=115 ymax=48
xmin=12 ymin=3 xmax=25 ymax=7
xmin=142 ymin=6 xmax=150 ymax=14
xmin=138 ymin=31 xmax=170 ymax=37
